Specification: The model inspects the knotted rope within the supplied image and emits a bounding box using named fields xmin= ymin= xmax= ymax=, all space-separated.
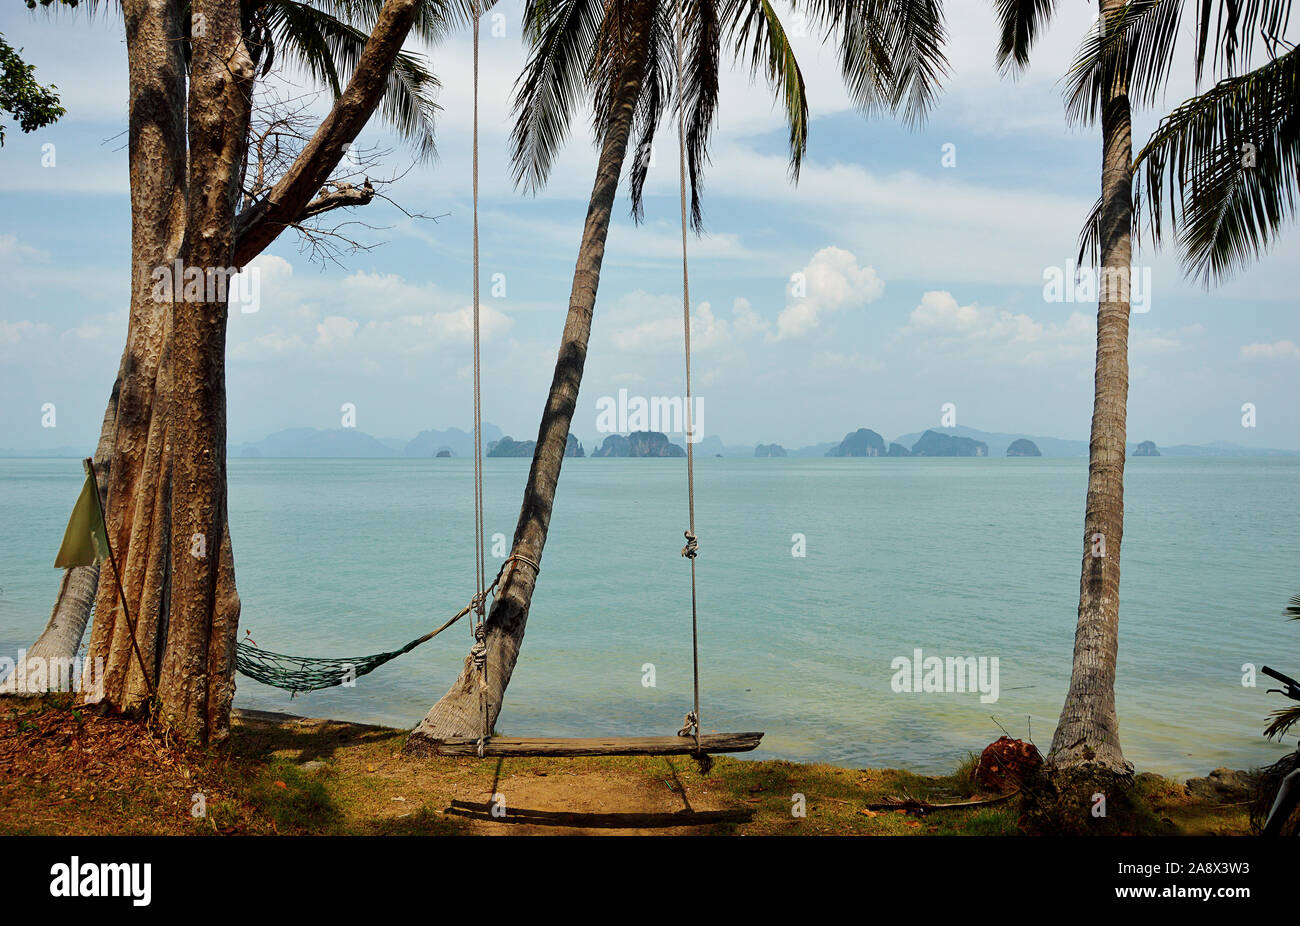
xmin=469 ymin=0 xmax=489 ymax=755
xmin=671 ymin=0 xmax=702 ymax=757
xmin=680 ymin=530 xmax=698 ymax=559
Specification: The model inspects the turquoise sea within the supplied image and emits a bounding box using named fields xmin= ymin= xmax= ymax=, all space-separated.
xmin=1 ymin=456 xmax=1296 ymax=779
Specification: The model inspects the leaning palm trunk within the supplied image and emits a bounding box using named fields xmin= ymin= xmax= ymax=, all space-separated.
xmin=0 ymin=568 xmax=100 ymax=695
xmin=406 ymin=0 xmax=654 ymax=746
xmin=1047 ymin=0 xmax=1133 ymax=776
xmin=0 ymin=378 xmax=118 ymax=695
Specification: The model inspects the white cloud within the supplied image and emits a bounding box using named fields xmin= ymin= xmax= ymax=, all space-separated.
xmin=771 ymin=247 xmax=884 ymax=341
xmin=385 ymin=302 xmax=513 ymax=345
xmin=606 ymin=293 xmax=764 ymax=353
xmin=1240 ymin=340 xmax=1300 ymax=360
xmin=315 ymin=315 xmax=359 ymax=349
xmin=0 ymin=320 xmax=51 ymax=345
xmin=903 ymin=291 xmax=1095 ymax=366
xmin=229 ymin=255 xmax=513 ymax=362
xmin=0 ymin=234 xmax=50 ymax=265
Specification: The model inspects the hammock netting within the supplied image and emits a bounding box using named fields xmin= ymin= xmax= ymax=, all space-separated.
xmin=232 ymin=565 xmax=521 ymax=695
xmin=236 ymin=638 xmax=424 ymax=694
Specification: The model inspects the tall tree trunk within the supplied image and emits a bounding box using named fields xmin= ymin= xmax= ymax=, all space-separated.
xmin=1047 ymin=0 xmax=1133 ymax=775
xmin=24 ymin=0 xmax=424 ymax=702
xmin=0 ymin=371 xmax=119 ymax=695
xmin=83 ymin=0 xmax=190 ymax=717
xmin=149 ymin=0 xmax=254 ymax=743
xmin=406 ymin=0 xmax=654 ymax=748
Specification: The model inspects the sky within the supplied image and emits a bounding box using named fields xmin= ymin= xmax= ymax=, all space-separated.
xmin=1 ymin=1 xmax=1297 ymax=452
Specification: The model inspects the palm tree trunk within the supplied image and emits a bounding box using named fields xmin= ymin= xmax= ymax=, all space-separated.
xmin=406 ymin=0 xmax=654 ymax=747
xmin=0 ymin=370 xmax=120 ymax=694
xmin=1047 ymin=0 xmax=1133 ymax=775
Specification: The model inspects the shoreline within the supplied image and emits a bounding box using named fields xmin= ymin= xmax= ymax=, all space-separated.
xmin=0 ymin=696 xmax=1254 ymax=836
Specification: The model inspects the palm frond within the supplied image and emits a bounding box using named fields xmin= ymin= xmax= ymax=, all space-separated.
xmin=1196 ymin=0 xmax=1294 ymax=79
xmin=1075 ymin=191 xmax=1144 ymax=268
xmin=509 ymin=0 xmax=605 ymax=192
xmin=1132 ymin=45 xmax=1299 ymax=284
xmin=303 ymin=0 xmax=486 ymax=44
xmin=626 ymin=2 xmax=674 ymax=222
xmin=795 ymin=0 xmax=948 ymax=126
xmin=257 ymin=0 xmax=441 ymax=159
xmin=679 ymin=0 xmax=723 ymax=228
xmin=722 ymin=0 xmax=808 ymax=177
xmin=1264 ymin=704 xmax=1300 ymax=740
xmin=1065 ymin=0 xmax=1297 ymax=127
xmin=993 ymin=0 xmax=1058 ymax=75
xmin=1063 ymin=0 xmax=1184 ymax=126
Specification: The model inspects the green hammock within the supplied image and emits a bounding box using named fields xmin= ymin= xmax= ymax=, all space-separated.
xmin=236 ymin=635 xmax=430 ymax=695
xmin=232 ymin=557 xmax=536 ymax=694
xmin=235 ymin=599 xmax=478 ymax=694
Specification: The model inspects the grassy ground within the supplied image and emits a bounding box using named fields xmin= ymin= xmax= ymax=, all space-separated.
xmin=0 ymin=696 xmax=1251 ymax=836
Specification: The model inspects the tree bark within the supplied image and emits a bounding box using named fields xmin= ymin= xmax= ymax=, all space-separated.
xmin=406 ymin=0 xmax=655 ymax=746
xmin=83 ymin=0 xmax=190 ymax=717
xmin=1047 ymin=0 xmax=1133 ymax=775
xmin=147 ymin=0 xmax=255 ymax=743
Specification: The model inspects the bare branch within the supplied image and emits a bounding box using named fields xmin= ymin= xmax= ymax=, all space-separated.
xmin=300 ymin=178 xmax=376 ymax=218
xmin=232 ymin=0 xmax=421 ymax=268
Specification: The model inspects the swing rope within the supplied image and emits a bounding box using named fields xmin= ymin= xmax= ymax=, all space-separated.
xmin=671 ymin=0 xmax=702 ymax=756
xmin=237 ymin=5 xmax=706 ymax=738
xmin=235 ymin=4 xmax=510 ymax=703
xmin=469 ymin=0 xmax=491 ymax=758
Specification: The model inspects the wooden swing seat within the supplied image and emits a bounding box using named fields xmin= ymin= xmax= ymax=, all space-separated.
xmin=424 ymin=732 xmax=764 ymax=757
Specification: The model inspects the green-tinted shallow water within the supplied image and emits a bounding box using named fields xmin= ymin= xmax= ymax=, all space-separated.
xmin=1 ymin=456 xmax=1295 ymax=778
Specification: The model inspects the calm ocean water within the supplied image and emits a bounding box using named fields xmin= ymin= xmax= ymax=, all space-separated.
xmin=1 ymin=456 xmax=1296 ymax=778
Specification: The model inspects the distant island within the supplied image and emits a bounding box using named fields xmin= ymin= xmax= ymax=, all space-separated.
xmin=488 ymin=434 xmax=584 ymax=458
xmin=592 ymin=431 xmax=685 ymax=457
xmin=826 ymin=428 xmax=987 ymax=458
xmin=1006 ymin=438 xmax=1042 ymax=457
xmin=826 ymin=428 xmax=886 ymax=457
xmin=7 ymin=424 xmax=1294 ymax=460
xmin=910 ymin=429 xmax=988 ymax=457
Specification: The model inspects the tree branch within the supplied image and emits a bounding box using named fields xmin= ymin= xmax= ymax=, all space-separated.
xmin=231 ymin=0 xmax=420 ymax=268
xmin=299 ymin=178 xmax=376 ymax=218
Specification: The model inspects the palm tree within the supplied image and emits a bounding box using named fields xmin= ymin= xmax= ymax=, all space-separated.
xmin=7 ymin=0 xmax=460 ymax=701
xmin=996 ymin=0 xmax=1139 ymax=790
xmin=409 ymin=0 xmax=949 ymax=743
xmin=996 ymin=0 xmax=1293 ymax=809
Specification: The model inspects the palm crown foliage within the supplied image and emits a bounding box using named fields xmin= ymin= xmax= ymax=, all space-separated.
xmin=996 ymin=0 xmax=1297 ymax=285
xmin=509 ymin=0 xmax=948 ymax=230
